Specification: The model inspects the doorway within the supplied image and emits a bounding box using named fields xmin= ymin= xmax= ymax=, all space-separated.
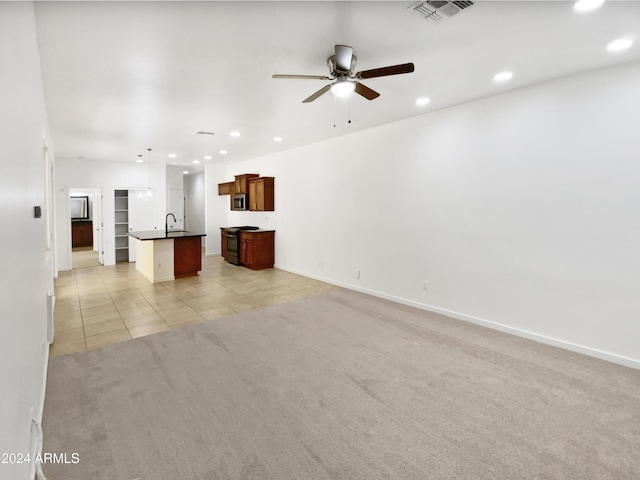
xmin=69 ymin=188 xmax=103 ymax=269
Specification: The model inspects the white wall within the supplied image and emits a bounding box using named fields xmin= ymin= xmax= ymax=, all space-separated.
xmin=184 ymin=172 xmax=206 ymax=244
xmin=0 ymin=3 xmax=56 ymax=479
xmin=56 ymin=159 xmax=167 ymax=268
xmin=166 ymin=165 xmax=185 ymax=230
xmin=209 ymin=61 xmax=640 ymax=368
xmin=204 ymin=164 xmax=230 ymax=255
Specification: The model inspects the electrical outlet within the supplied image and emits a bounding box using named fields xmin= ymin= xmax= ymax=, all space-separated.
xmin=355 ymin=269 xmax=360 ymax=279
xmin=423 ymin=281 xmax=428 ymax=291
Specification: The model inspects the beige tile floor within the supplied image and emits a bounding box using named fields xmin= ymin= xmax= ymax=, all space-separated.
xmin=51 ymin=254 xmax=336 ymax=357
xmin=71 ymin=247 xmax=101 ymax=269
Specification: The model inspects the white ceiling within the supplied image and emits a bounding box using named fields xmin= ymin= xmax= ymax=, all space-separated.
xmin=33 ymin=1 xmax=640 ymax=172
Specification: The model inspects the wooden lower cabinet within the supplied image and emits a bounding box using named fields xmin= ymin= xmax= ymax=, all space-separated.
xmin=173 ymin=236 xmax=202 ymax=279
xmin=239 ymin=230 xmax=274 ymax=270
xmin=220 ymin=228 xmax=228 ymax=259
xmin=72 ymin=221 xmax=93 ymax=248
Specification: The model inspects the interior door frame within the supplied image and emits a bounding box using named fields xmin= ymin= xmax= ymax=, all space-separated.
xmin=68 ymin=187 xmax=104 ymax=266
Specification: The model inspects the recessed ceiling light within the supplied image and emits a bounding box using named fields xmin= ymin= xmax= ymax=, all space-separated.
xmin=230 ymin=131 xmax=240 ymax=137
xmin=136 ymin=159 xmax=143 ymax=163
xmin=219 ymin=150 xmax=228 ymax=155
xmin=183 ymin=170 xmax=189 ymax=175
xmin=416 ymin=97 xmax=431 ymax=106
xmin=273 ymin=137 xmax=283 ymax=142
xmin=494 ymin=71 xmax=514 ymax=82
xmin=193 ymin=160 xmax=200 ymax=164
xmin=168 ymin=153 xmax=177 ymax=158
xmin=204 ymin=155 xmax=212 ymax=160
xmin=573 ymin=0 xmax=604 ymax=12
xmin=607 ymin=38 xmax=633 ymax=52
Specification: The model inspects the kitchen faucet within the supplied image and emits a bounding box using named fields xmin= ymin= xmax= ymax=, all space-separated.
xmin=165 ymin=213 xmax=177 ymax=235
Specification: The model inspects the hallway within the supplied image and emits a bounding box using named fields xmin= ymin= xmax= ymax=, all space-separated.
xmin=71 ymin=247 xmax=101 ymax=269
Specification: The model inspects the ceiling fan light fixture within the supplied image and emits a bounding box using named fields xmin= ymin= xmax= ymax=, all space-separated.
xmin=331 ymin=79 xmax=356 ymax=97
xmin=273 ymin=44 xmax=413 ymax=103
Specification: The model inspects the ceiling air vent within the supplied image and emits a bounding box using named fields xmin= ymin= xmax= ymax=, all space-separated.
xmin=409 ymin=1 xmax=475 ymax=23
xmin=193 ymin=131 xmax=215 ymax=136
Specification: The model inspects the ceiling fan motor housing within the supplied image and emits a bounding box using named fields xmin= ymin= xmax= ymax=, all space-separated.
xmin=328 ymin=54 xmax=358 ymax=77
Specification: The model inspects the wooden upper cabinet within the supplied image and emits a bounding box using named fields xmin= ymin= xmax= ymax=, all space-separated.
xmin=248 ymin=177 xmax=274 ymax=211
xmin=249 ymin=180 xmax=257 ymax=209
xmin=217 ymin=181 xmax=234 ymax=196
xmin=234 ymin=174 xmax=259 ymax=194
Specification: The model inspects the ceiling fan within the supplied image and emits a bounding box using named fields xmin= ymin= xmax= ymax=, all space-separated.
xmin=272 ymin=45 xmax=415 ymax=103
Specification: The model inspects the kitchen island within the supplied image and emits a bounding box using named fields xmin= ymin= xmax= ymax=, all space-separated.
xmin=128 ymin=230 xmax=206 ymax=283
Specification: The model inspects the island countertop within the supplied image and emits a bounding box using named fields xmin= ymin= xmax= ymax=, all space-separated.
xmin=128 ymin=230 xmax=207 ymax=241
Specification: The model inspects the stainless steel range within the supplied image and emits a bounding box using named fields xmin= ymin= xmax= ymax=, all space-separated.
xmin=224 ymin=226 xmax=259 ymax=265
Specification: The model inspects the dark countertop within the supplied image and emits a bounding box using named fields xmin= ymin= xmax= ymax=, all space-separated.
xmin=221 ymin=226 xmax=275 ymax=233
xmin=128 ymin=230 xmax=207 ymax=241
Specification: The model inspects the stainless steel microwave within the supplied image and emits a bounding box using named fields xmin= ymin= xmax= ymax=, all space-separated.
xmin=232 ymin=194 xmax=248 ymax=211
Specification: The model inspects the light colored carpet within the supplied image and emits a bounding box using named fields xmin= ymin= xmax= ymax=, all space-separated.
xmin=43 ymin=288 xmax=640 ymax=479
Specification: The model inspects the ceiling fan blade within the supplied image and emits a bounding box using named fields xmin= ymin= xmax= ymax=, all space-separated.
xmin=273 ymin=74 xmax=332 ymax=80
xmin=357 ymin=63 xmax=415 ymax=79
xmin=354 ymin=82 xmax=380 ymax=101
xmin=335 ymin=45 xmax=353 ymax=72
xmin=302 ymin=84 xmax=332 ymax=103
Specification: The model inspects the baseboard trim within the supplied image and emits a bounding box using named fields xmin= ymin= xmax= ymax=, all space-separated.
xmin=275 ymin=265 xmax=640 ymax=370
xmin=30 ymin=341 xmax=49 ymax=480
xmin=38 ymin=341 xmax=49 ymax=423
